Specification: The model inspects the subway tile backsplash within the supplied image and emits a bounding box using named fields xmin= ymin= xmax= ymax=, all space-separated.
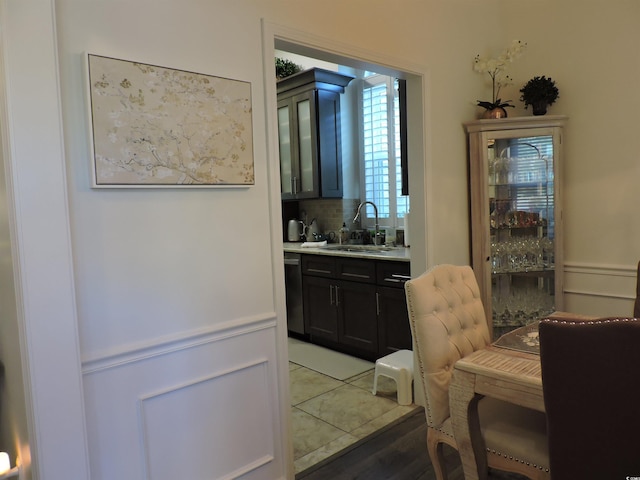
xmin=298 ymin=198 xmax=361 ymax=235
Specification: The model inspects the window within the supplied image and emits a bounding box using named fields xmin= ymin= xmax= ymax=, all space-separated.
xmin=360 ymin=74 xmax=409 ymax=228
xmin=506 ymin=136 xmax=554 ymax=237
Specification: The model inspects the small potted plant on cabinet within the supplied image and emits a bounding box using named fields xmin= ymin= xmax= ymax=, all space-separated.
xmin=275 ymin=57 xmax=302 ymax=80
xmin=519 ymin=76 xmax=559 ymax=115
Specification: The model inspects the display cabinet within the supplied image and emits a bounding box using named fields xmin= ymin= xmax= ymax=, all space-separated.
xmin=464 ymin=116 xmax=567 ymax=338
xmin=277 ymin=68 xmax=354 ymax=200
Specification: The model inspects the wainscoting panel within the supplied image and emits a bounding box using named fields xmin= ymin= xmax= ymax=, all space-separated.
xmin=82 ymin=317 xmax=283 ymax=480
xmin=563 ymin=262 xmax=637 ymax=317
xmin=139 ymin=360 xmax=273 ymax=480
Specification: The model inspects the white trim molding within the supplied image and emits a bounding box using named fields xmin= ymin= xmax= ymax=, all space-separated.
xmin=564 ymin=261 xmax=636 ymax=300
xmin=82 ymin=312 xmax=277 ymax=374
xmin=564 ymin=261 xmax=636 ymax=278
xmin=563 ymin=261 xmax=637 ymax=317
xmin=0 ymin=1 xmax=91 ymax=479
xmin=138 ymin=358 xmax=275 ymax=480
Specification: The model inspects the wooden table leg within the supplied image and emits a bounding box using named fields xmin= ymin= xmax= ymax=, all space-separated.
xmin=450 ymin=369 xmax=488 ymax=480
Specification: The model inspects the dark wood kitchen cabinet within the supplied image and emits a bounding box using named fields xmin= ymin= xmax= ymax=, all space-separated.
xmin=302 ymin=256 xmax=378 ymax=357
xmin=376 ymin=261 xmax=412 ymax=356
xmin=301 ymin=254 xmax=411 ymax=361
xmin=302 ymin=275 xmax=339 ymax=342
xmin=277 ymin=68 xmax=354 ymax=200
xmin=337 ymin=276 xmax=378 ymax=354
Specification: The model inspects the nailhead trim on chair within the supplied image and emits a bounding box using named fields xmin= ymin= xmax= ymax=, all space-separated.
xmin=433 ymin=425 xmax=455 ymax=439
xmin=542 ymin=317 xmax=639 ymax=325
xmin=487 ymin=449 xmax=550 ymax=473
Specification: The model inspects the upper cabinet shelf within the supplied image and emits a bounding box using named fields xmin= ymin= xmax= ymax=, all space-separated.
xmin=277 ymin=68 xmax=354 ymax=200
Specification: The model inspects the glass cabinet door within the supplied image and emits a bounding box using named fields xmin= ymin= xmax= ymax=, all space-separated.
xmin=465 ymin=117 xmax=567 ymax=339
xmin=296 ymin=97 xmax=315 ymax=196
xmin=278 ymin=104 xmax=293 ymax=196
xmin=277 ymin=91 xmax=320 ymax=199
xmin=488 ymin=134 xmax=555 ymax=338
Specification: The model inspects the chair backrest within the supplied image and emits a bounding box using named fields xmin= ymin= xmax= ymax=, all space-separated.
xmin=405 ymin=264 xmax=490 ymax=427
xmin=539 ymin=318 xmax=640 ymax=479
xmin=634 ymin=261 xmax=640 ymax=317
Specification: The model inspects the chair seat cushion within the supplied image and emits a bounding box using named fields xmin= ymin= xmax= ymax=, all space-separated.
xmin=480 ymin=397 xmax=549 ymax=470
xmin=436 ymin=397 xmax=549 ymax=470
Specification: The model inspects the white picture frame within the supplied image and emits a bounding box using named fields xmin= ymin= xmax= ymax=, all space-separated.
xmin=86 ymin=54 xmax=254 ymax=187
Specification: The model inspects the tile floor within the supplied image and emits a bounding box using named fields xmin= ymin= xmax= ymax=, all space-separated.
xmin=290 ymin=360 xmax=421 ymax=475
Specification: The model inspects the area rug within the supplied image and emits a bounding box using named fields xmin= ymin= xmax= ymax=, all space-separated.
xmin=288 ymin=337 xmax=374 ymax=380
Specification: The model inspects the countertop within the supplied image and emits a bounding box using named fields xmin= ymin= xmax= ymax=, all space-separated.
xmin=283 ymin=242 xmax=410 ymax=262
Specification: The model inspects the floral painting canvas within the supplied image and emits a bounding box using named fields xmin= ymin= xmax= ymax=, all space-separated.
xmin=86 ymin=54 xmax=254 ymax=187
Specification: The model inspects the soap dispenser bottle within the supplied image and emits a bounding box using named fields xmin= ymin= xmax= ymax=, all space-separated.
xmin=338 ymin=222 xmax=350 ymax=245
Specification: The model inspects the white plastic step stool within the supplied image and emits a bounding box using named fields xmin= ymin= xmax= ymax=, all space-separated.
xmin=372 ymin=349 xmax=414 ymax=405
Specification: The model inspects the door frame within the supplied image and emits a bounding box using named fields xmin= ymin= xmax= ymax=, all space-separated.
xmin=261 ymin=19 xmax=433 ymax=476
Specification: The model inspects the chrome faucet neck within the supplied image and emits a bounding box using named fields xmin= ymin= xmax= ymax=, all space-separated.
xmin=354 ymin=201 xmax=381 ymax=245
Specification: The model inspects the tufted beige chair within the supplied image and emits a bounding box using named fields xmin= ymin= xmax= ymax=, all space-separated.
xmin=405 ymin=264 xmax=549 ymax=480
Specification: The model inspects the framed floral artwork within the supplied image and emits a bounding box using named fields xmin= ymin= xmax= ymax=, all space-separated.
xmin=86 ymin=54 xmax=254 ymax=187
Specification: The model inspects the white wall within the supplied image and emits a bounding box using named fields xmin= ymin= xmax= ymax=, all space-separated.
xmin=2 ymin=0 xmax=639 ymax=478
xmin=55 ymin=2 xmax=289 ymax=479
xmin=499 ymin=0 xmax=640 ymax=314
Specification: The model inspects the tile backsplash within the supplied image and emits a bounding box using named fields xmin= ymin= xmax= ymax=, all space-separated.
xmin=298 ymin=198 xmax=361 ymax=235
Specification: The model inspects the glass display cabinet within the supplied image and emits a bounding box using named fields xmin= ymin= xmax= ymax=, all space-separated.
xmin=464 ymin=116 xmax=567 ymax=338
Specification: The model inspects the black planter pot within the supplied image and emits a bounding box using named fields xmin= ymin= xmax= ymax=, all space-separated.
xmin=532 ymin=102 xmax=548 ymax=116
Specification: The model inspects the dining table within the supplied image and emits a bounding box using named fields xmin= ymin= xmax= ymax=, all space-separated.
xmin=449 ymin=311 xmax=596 ymax=480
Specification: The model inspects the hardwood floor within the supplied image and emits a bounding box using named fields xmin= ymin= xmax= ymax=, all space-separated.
xmin=297 ymin=409 xmax=529 ymax=480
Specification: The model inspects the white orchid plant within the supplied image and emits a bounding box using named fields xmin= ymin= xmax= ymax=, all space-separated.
xmin=474 ymin=40 xmax=527 ymax=111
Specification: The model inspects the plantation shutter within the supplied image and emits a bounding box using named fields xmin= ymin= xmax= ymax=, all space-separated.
xmin=361 ymin=77 xmax=409 ymax=225
xmin=507 ymin=136 xmax=555 ymax=237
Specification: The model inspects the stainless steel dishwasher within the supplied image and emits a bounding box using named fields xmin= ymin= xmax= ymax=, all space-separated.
xmin=284 ymin=252 xmax=305 ymax=335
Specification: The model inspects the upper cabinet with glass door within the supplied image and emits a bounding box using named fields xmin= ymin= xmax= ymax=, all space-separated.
xmin=464 ymin=116 xmax=567 ymax=339
xmin=277 ymin=68 xmax=354 ymax=200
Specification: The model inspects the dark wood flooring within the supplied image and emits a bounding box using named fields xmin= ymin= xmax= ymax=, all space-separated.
xmin=297 ymin=409 xmax=528 ymax=480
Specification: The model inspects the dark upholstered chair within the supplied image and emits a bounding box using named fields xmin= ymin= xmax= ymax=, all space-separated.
xmin=539 ymin=317 xmax=640 ymax=480
xmin=634 ymin=261 xmax=640 ymax=317
xmin=405 ymin=265 xmax=549 ymax=480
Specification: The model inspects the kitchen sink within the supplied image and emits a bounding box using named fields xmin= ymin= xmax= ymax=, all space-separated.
xmin=322 ymin=244 xmax=397 ymax=253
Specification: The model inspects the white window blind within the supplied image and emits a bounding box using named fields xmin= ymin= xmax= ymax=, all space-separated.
xmin=506 ymin=136 xmax=555 ymax=237
xmin=361 ymin=75 xmax=409 ymax=226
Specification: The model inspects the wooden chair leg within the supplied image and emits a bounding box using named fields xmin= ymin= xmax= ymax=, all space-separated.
xmin=427 ymin=428 xmax=450 ymax=480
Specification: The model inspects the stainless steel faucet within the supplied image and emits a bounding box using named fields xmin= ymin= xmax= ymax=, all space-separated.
xmin=353 ymin=201 xmax=381 ymax=245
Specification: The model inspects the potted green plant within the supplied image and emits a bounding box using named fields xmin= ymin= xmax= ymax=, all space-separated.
xmin=519 ymin=76 xmax=559 ymax=115
xmin=275 ymin=57 xmax=302 ymax=80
